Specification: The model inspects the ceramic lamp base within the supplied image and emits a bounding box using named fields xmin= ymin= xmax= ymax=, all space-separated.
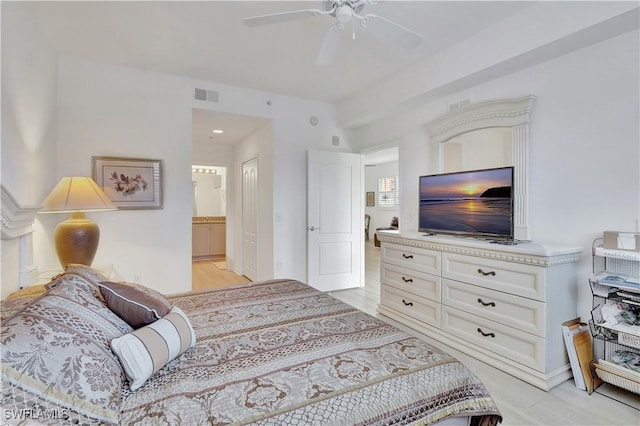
xmin=55 ymin=212 xmax=100 ymax=267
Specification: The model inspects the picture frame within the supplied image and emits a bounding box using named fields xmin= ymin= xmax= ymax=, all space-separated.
xmin=366 ymin=191 xmax=375 ymax=207
xmin=92 ymin=156 xmax=162 ymax=210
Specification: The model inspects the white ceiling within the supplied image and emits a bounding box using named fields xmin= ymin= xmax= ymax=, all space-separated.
xmin=25 ymin=1 xmax=534 ymax=146
xmin=192 ymin=108 xmax=270 ymax=145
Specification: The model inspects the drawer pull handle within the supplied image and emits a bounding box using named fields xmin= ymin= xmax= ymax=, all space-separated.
xmin=402 ymin=254 xmax=414 ymax=259
xmin=477 ymin=298 xmax=496 ymax=307
xmin=402 ymin=277 xmax=414 ymax=283
xmin=477 ymin=328 xmax=495 ymax=338
xmin=477 ymin=268 xmax=496 ymax=276
xmin=402 ymin=299 xmax=414 ymax=306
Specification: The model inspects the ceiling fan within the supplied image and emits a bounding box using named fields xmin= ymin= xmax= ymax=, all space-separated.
xmin=242 ymin=0 xmax=424 ymax=65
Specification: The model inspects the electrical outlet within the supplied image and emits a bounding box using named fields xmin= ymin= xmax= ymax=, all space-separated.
xmin=133 ymin=273 xmax=141 ymax=283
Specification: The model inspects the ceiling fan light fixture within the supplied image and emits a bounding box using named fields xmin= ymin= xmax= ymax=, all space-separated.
xmin=242 ymin=0 xmax=424 ymax=66
xmin=335 ymin=5 xmax=353 ymax=23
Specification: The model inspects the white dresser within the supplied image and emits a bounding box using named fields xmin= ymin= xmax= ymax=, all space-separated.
xmin=377 ymin=231 xmax=582 ymax=391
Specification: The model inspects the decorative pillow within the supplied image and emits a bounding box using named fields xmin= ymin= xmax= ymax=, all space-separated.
xmin=97 ymin=281 xmax=173 ymax=328
xmin=110 ymin=306 xmax=197 ymax=391
xmin=1 ymin=275 xmax=133 ymax=424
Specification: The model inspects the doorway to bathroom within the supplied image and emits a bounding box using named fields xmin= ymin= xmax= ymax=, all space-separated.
xmin=192 ymin=165 xmax=227 ymax=261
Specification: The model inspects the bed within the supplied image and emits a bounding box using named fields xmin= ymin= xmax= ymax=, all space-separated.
xmin=1 ymin=265 xmax=501 ymax=425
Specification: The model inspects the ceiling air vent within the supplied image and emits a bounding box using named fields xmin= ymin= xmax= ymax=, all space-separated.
xmin=194 ymin=88 xmax=220 ymax=103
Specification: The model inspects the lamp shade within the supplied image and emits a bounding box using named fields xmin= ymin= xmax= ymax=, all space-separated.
xmin=39 ymin=177 xmax=117 ymax=267
xmin=40 ymin=177 xmax=117 ymax=213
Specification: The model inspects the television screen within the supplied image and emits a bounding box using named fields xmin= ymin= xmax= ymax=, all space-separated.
xmin=419 ymin=166 xmax=514 ymax=239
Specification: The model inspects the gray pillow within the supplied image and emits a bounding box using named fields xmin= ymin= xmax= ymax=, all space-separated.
xmin=1 ymin=274 xmax=132 ymax=424
xmin=98 ymin=281 xmax=173 ymax=328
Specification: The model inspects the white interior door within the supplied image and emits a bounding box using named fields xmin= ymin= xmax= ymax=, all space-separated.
xmin=242 ymin=157 xmax=258 ymax=281
xmin=308 ymin=150 xmax=362 ymax=292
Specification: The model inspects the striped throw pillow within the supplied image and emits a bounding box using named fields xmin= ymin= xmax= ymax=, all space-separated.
xmin=110 ymin=306 xmax=196 ymax=391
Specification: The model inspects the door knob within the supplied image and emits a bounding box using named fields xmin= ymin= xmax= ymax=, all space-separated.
xmin=309 ymin=226 xmax=319 ymax=231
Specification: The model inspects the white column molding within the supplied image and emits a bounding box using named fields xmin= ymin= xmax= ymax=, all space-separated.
xmin=424 ymin=96 xmax=535 ymax=240
xmin=1 ymin=186 xmax=40 ymax=239
xmin=2 ymin=185 xmax=40 ymax=286
xmin=513 ymin=124 xmax=530 ymax=240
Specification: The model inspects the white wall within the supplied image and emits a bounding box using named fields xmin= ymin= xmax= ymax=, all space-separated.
xmin=52 ymin=57 xmax=194 ymax=295
xmin=271 ymin=99 xmax=353 ymax=282
xmin=193 ymin=137 xmax=235 ymax=167
xmin=33 ymin=56 xmax=350 ymax=292
xmin=353 ymin=30 xmax=640 ymax=322
xmin=1 ymin=2 xmax=58 ymax=205
xmin=1 ymin=1 xmax=59 ymax=297
xmin=2 ymin=0 xmax=354 ymax=294
xmin=338 ymin=2 xmax=639 ymax=128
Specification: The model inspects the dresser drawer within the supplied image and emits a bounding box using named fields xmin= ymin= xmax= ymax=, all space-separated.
xmin=442 ymin=252 xmax=545 ymax=300
xmin=442 ymin=279 xmax=544 ymax=336
xmin=442 ymin=306 xmax=544 ymax=372
xmin=382 ymin=243 xmax=441 ymax=275
xmin=381 ymin=263 xmax=440 ymax=302
xmin=381 ymin=284 xmax=440 ymax=328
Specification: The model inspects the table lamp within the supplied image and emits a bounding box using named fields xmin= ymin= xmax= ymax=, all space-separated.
xmin=39 ymin=177 xmax=117 ymax=267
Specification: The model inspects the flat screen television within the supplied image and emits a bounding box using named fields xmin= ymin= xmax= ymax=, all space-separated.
xmin=419 ymin=166 xmax=514 ymax=240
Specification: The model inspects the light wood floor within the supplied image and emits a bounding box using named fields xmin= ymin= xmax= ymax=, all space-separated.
xmin=192 ymin=259 xmax=250 ymax=290
xmin=193 ymin=244 xmax=639 ymax=425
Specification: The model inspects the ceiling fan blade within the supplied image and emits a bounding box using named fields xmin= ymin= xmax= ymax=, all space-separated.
xmin=360 ymin=14 xmax=424 ymax=49
xmin=315 ymin=24 xmax=344 ymax=66
xmin=243 ymin=9 xmax=327 ymax=27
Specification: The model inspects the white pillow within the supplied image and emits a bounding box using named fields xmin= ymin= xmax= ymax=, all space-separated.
xmin=110 ymin=306 xmax=196 ymax=391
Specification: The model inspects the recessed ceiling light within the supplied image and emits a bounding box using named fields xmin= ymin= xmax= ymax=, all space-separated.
xmin=212 ymin=129 xmax=224 ymax=134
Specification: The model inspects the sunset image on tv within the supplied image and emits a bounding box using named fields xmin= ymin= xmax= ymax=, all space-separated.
xmin=419 ymin=167 xmax=513 ymax=237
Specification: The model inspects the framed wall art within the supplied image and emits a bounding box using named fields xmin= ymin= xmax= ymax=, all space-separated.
xmin=92 ymin=156 xmax=162 ymax=209
xmin=366 ymin=191 xmax=375 ymax=207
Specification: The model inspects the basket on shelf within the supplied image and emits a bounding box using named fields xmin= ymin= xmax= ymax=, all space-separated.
xmin=618 ymin=330 xmax=640 ymax=350
xmin=618 ymin=290 xmax=640 ymax=303
xmin=591 ymin=301 xmax=640 ymax=348
xmin=590 ymin=307 xmax=618 ymax=341
xmin=594 ymin=359 xmax=640 ymax=395
xmin=589 ymin=279 xmax=619 ymax=298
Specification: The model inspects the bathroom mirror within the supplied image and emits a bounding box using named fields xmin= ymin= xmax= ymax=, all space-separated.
xmin=192 ymin=165 xmax=226 ymax=217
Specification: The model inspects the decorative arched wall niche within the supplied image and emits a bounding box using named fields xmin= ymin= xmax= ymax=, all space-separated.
xmin=425 ymin=96 xmax=536 ymax=240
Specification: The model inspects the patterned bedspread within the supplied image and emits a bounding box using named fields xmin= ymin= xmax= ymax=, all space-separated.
xmin=119 ymin=279 xmax=501 ymax=426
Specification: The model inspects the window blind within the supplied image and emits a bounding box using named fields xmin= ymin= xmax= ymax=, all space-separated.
xmin=378 ymin=177 xmax=399 ymax=207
